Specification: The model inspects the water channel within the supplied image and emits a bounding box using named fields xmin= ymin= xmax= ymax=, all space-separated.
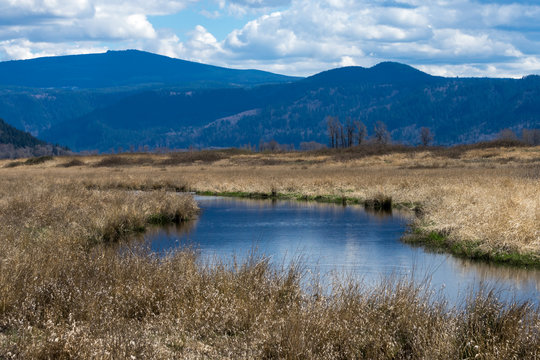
xmin=138 ymin=195 xmax=540 ymax=305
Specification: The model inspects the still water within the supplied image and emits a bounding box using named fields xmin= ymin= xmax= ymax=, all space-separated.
xmin=140 ymin=196 xmax=540 ymax=304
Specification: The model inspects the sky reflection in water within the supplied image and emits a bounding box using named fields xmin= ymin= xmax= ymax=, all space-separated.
xmin=139 ymin=196 xmax=540 ymax=305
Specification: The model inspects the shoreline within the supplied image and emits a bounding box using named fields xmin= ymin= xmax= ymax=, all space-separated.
xmin=194 ymin=190 xmax=540 ymax=268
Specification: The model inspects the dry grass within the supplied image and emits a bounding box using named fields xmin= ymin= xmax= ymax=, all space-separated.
xmin=21 ymin=145 xmax=536 ymax=261
xmin=0 ymin=145 xmax=539 ymax=358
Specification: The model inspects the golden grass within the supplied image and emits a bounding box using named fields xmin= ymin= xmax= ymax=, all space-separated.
xmin=12 ymin=145 xmax=534 ymax=259
xmin=0 ymin=146 xmax=539 ymax=358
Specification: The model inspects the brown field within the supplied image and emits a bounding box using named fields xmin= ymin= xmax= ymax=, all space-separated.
xmin=0 ymin=144 xmax=539 ymax=358
xmin=4 ymin=143 xmax=537 ymax=263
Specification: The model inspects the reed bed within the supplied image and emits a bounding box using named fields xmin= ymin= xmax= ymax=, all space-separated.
xmin=18 ymin=144 xmax=536 ymax=264
xmin=0 ymin=145 xmax=539 ymax=358
xmin=2 ymin=246 xmax=539 ymax=359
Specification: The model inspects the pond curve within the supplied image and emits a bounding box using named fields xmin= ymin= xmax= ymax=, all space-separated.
xmin=138 ymin=195 xmax=540 ymax=305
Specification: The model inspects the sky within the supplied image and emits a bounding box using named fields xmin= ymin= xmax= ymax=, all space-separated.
xmin=0 ymin=0 xmax=540 ymax=77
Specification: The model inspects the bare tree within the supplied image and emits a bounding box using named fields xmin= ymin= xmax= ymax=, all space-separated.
xmin=345 ymin=118 xmax=355 ymax=147
xmin=498 ymin=128 xmax=518 ymax=141
xmin=522 ymin=128 xmax=540 ymax=145
xmin=419 ymin=127 xmax=434 ymax=146
xmin=373 ymin=121 xmax=390 ymax=145
xmin=326 ymin=116 xmax=339 ymax=148
xmin=338 ymin=120 xmax=346 ymax=148
xmin=300 ymin=141 xmax=325 ymax=151
xmin=354 ymin=120 xmax=367 ymax=145
xmin=260 ymin=139 xmax=280 ymax=152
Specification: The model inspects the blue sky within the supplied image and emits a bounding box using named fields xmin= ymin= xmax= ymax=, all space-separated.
xmin=0 ymin=0 xmax=539 ymax=77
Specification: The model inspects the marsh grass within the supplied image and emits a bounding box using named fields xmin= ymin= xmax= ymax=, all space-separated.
xmin=2 ymin=160 xmax=22 ymax=168
xmin=1 ymin=243 xmax=538 ymax=358
xmin=3 ymin=144 xmax=536 ymax=265
xmin=3 ymin=156 xmax=54 ymax=168
xmin=0 ymin=146 xmax=539 ymax=358
xmin=403 ymin=230 xmax=540 ymax=268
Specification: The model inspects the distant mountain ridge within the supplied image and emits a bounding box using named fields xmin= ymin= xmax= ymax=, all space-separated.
xmin=304 ymin=62 xmax=438 ymax=85
xmin=0 ymin=51 xmax=538 ymax=151
xmin=0 ymin=50 xmax=298 ymax=89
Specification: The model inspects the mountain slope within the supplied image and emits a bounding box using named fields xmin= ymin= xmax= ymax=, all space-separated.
xmin=0 ymin=50 xmax=299 ymax=89
xmin=40 ymin=65 xmax=540 ymax=151
xmin=0 ymin=117 xmax=45 ymax=148
xmin=1 ymin=52 xmax=538 ymax=151
xmin=0 ymin=118 xmax=70 ymax=159
xmin=303 ymin=62 xmax=438 ymax=86
xmin=0 ymin=88 xmax=133 ymax=136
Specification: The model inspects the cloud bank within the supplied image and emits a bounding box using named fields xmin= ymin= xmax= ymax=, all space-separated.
xmin=0 ymin=0 xmax=539 ymax=77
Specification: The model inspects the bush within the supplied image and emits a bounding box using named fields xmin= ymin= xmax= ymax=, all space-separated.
xmin=24 ymin=155 xmax=53 ymax=165
xmin=57 ymin=159 xmax=85 ymax=167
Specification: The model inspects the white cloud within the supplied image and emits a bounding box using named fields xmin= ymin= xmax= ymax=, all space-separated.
xmin=0 ymin=38 xmax=106 ymax=60
xmin=339 ymin=56 xmax=356 ymax=67
xmin=226 ymin=0 xmax=291 ymax=8
xmin=201 ymin=0 xmax=540 ymax=76
xmin=95 ymin=0 xmax=198 ymax=16
xmin=0 ymin=0 xmax=194 ymax=43
xmin=0 ymin=0 xmax=94 ymax=22
xmin=0 ymin=0 xmax=540 ymax=78
xmin=0 ymin=0 xmax=195 ymax=61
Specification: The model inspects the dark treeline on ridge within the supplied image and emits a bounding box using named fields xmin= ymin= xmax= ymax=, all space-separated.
xmin=0 ymin=118 xmax=70 ymax=159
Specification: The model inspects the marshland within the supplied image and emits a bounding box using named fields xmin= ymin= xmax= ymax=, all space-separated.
xmin=0 ymin=142 xmax=539 ymax=358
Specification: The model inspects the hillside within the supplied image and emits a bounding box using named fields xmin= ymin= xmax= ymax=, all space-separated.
xmin=303 ymin=62 xmax=438 ymax=86
xmin=0 ymin=117 xmax=45 ymax=148
xmin=0 ymin=118 xmax=68 ymax=158
xmin=0 ymin=51 xmax=539 ymax=151
xmin=43 ymin=64 xmax=540 ymax=151
xmin=0 ymin=50 xmax=298 ymax=89
xmin=0 ymin=50 xmax=298 ymax=136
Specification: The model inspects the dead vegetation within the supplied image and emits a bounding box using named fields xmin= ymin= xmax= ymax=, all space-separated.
xmin=0 ymin=144 xmax=539 ymax=358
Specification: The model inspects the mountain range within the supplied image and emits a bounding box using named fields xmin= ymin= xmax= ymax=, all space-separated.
xmin=0 ymin=50 xmax=539 ymax=152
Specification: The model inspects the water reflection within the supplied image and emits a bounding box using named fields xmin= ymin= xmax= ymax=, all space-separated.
xmin=138 ymin=195 xmax=540 ymax=305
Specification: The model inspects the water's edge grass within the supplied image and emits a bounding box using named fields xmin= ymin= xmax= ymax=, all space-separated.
xmin=402 ymin=228 xmax=540 ymax=269
xmin=195 ymin=190 xmax=409 ymax=211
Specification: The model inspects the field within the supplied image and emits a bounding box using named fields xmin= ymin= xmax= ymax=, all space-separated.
xmin=0 ymin=143 xmax=539 ymax=358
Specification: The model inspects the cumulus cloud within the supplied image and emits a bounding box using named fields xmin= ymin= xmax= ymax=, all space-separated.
xmin=0 ymin=0 xmax=197 ymax=62
xmin=226 ymin=0 xmax=291 ymax=8
xmin=203 ymin=0 xmax=540 ymax=76
xmin=216 ymin=0 xmax=292 ymax=17
xmin=0 ymin=38 xmax=106 ymax=60
xmin=0 ymin=0 xmax=94 ymax=24
xmin=0 ymin=0 xmax=539 ymax=77
xmin=0 ymin=0 xmax=194 ymax=44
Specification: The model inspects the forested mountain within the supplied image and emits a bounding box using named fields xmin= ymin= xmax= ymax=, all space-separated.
xmin=0 ymin=117 xmax=45 ymax=148
xmin=0 ymin=118 xmax=67 ymax=158
xmin=0 ymin=88 xmax=132 ymax=136
xmin=0 ymin=50 xmax=298 ymax=89
xmin=0 ymin=50 xmax=297 ymax=138
xmin=0 ymin=51 xmax=539 ymax=151
xmin=43 ymin=64 xmax=540 ymax=150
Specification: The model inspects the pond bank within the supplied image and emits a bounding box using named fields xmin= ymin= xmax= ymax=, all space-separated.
xmin=194 ymin=190 xmax=540 ymax=268
xmin=140 ymin=195 xmax=540 ymax=306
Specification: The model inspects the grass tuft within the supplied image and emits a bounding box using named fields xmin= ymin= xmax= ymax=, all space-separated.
xmin=24 ymin=155 xmax=53 ymax=165
xmin=57 ymin=158 xmax=85 ymax=167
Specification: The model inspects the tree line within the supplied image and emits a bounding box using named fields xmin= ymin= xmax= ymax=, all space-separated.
xmin=326 ymin=116 xmax=434 ymax=148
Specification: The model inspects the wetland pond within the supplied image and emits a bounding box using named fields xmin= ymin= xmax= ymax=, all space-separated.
xmin=137 ymin=195 xmax=540 ymax=305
